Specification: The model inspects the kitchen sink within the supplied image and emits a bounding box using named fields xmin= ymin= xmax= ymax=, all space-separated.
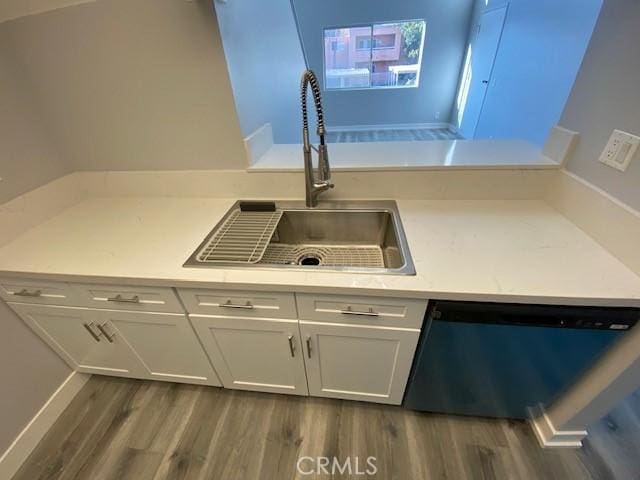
xmin=184 ymin=200 xmax=415 ymax=275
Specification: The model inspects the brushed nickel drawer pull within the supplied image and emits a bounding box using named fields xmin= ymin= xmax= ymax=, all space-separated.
xmin=221 ymin=300 xmax=254 ymax=310
xmin=340 ymin=306 xmax=379 ymax=317
xmin=288 ymin=335 xmax=296 ymax=357
xmin=97 ymin=323 xmax=116 ymax=343
xmin=83 ymin=322 xmax=102 ymax=342
xmin=107 ymin=294 xmax=141 ymax=304
xmin=14 ymin=289 xmax=42 ymax=298
xmin=306 ymin=336 xmax=312 ymax=358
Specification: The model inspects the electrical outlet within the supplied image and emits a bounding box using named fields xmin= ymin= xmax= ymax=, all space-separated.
xmin=599 ymin=129 xmax=640 ymax=172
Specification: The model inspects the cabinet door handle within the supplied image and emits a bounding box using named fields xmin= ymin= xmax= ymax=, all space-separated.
xmin=340 ymin=306 xmax=379 ymax=317
xmin=306 ymin=336 xmax=312 ymax=358
xmin=220 ymin=300 xmax=254 ymax=310
xmin=288 ymin=335 xmax=296 ymax=357
xmin=83 ymin=322 xmax=102 ymax=342
xmin=107 ymin=294 xmax=140 ymax=304
xmin=97 ymin=323 xmax=116 ymax=343
xmin=13 ymin=288 xmax=42 ymax=298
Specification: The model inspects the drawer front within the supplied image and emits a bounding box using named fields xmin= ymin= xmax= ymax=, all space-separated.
xmin=296 ymin=293 xmax=427 ymax=329
xmin=0 ymin=277 xmax=78 ymax=306
xmin=177 ymin=288 xmax=297 ymax=319
xmin=70 ymin=283 xmax=183 ymax=313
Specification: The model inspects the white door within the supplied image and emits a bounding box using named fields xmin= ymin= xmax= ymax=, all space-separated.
xmin=101 ymin=310 xmax=222 ymax=386
xmin=9 ymin=303 xmax=144 ymax=377
xmin=190 ymin=315 xmax=308 ymax=395
xmin=458 ymin=5 xmax=508 ymax=139
xmin=300 ymin=321 xmax=420 ymax=405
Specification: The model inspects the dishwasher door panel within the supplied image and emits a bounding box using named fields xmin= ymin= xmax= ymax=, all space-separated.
xmin=403 ymin=319 xmax=621 ymax=419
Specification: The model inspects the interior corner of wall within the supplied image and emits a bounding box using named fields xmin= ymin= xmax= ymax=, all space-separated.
xmin=243 ymin=123 xmax=274 ymax=167
xmin=543 ymin=125 xmax=580 ymax=166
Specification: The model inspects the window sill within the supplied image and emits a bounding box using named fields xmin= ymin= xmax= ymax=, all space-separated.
xmin=247 ymin=139 xmax=560 ymax=172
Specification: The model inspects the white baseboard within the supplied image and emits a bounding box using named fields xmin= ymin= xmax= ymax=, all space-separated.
xmin=0 ymin=372 xmax=90 ymax=479
xmin=528 ymin=405 xmax=588 ymax=448
xmin=326 ymin=122 xmax=454 ymax=133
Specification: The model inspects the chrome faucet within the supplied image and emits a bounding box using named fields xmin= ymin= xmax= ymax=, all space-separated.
xmin=301 ymin=69 xmax=333 ymax=207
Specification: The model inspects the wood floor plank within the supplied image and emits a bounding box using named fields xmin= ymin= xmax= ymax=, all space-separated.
xmin=13 ymin=377 xmax=640 ymax=480
xmin=13 ymin=377 xmax=136 ymax=480
xmin=404 ymin=410 xmax=471 ymax=480
xmin=582 ymin=398 xmax=640 ymax=480
xmin=151 ymin=385 xmax=233 ymax=480
xmin=256 ymin=393 xmax=306 ymax=479
xmin=199 ymin=391 xmax=276 ymax=480
xmin=107 ymin=448 xmax=163 ymax=480
xmin=62 ymin=380 xmax=146 ymax=480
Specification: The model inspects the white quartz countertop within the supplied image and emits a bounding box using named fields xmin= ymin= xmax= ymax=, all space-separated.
xmin=251 ymin=140 xmax=559 ymax=171
xmin=0 ymin=196 xmax=639 ymax=306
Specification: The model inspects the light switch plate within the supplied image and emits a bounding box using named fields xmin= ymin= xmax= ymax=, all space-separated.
xmin=599 ymin=129 xmax=640 ymax=172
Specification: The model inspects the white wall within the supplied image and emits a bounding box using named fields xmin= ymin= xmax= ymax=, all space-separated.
xmin=468 ymin=0 xmax=602 ymax=146
xmin=0 ymin=36 xmax=71 ymax=204
xmin=0 ymin=0 xmax=248 ymax=456
xmin=561 ymin=0 xmax=640 ymax=211
xmin=0 ymin=0 xmax=247 ymax=171
xmin=214 ymin=0 xmax=306 ymax=144
xmin=0 ymin=4 xmax=78 ymax=452
xmin=0 ymin=300 xmax=71 ymax=455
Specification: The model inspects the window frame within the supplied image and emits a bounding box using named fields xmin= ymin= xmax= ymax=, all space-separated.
xmin=322 ymin=19 xmax=426 ymax=92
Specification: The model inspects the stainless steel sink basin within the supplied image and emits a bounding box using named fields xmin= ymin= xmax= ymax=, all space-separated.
xmin=184 ymin=200 xmax=415 ymax=275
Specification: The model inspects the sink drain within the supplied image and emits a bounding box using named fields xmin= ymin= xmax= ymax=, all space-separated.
xmin=259 ymin=244 xmax=385 ymax=268
xmin=298 ymin=255 xmax=322 ymax=266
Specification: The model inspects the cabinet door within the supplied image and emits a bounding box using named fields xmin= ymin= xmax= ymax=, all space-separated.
xmin=300 ymin=321 xmax=420 ymax=405
xmin=100 ymin=310 xmax=221 ymax=386
xmin=190 ymin=315 xmax=308 ymax=395
xmin=9 ymin=303 xmax=144 ymax=377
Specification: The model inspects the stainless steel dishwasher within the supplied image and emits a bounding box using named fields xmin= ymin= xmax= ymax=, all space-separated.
xmin=403 ymin=300 xmax=639 ymax=419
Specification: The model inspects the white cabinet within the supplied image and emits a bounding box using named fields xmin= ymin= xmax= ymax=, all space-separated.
xmin=299 ymin=321 xmax=420 ymax=405
xmin=177 ymin=288 xmax=297 ymax=319
xmin=9 ymin=303 xmax=221 ymax=386
xmin=0 ymin=277 xmax=79 ymax=306
xmin=9 ymin=303 xmax=144 ymax=377
xmin=297 ymin=293 xmax=427 ymax=329
xmin=98 ymin=310 xmax=221 ymax=386
xmin=70 ymin=282 xmax=183 ymax=313
xmin=190 ymin=315 xmax=308 ymax=396
xmin=6 ymin=278 xmax=427 ymax=406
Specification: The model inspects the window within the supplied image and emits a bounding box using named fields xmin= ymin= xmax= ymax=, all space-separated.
xmin=323 ymin=20 xmax=426 ymax=90
xmin=356 ymin=36 xmax=371 ymax=50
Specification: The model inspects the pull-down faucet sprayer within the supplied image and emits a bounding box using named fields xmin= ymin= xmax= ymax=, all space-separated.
xmin=300 ymin=69 xmax=333 ymax=207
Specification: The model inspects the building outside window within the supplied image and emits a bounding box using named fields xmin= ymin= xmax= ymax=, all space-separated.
xmin=324 ymin=20 xmax=426 ymax=90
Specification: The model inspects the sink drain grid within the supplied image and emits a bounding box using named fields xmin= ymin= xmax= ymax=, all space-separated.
xmin=259 ymin=244 xmax=385 ymax=268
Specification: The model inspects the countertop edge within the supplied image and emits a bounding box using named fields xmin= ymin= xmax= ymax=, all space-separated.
xmin=2 ymin=269 xmax=638 ymax=308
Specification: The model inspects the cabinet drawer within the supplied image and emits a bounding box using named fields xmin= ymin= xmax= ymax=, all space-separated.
xmin=70 ymin=283 xmax=183 ymax=313
xmin=177 ymin=288 xmax=297 ymax=319
xmin=0 ymin=277 xmax=78 ymax=306
xmin=296 ymin=293 xmax=427 ymax=329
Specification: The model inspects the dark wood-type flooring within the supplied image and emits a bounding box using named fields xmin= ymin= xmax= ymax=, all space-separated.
xmin=13 ymin=377 xmax=640 ymax=479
